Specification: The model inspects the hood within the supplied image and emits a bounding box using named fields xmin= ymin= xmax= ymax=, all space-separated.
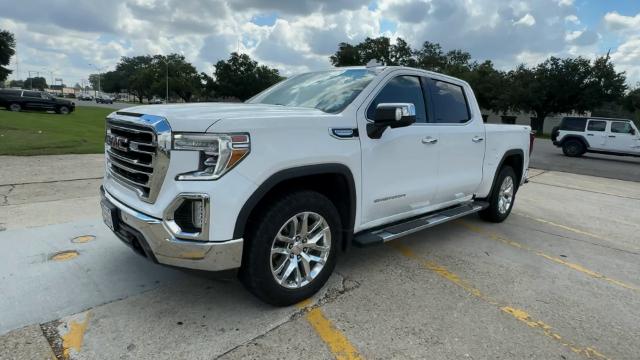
xmin=111 ymin=102 xmax=327 ymax=132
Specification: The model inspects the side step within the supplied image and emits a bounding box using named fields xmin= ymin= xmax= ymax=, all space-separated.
xmin=353 ymin=201 xmax=489 ymax=247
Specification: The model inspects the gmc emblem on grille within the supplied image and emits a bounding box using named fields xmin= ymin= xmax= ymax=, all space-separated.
xmin=106 ymin=133 xmax=129 ymax=152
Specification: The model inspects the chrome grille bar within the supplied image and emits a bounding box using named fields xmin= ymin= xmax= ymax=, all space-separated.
xmin=105 ymin=114 xmax=171 ymax=203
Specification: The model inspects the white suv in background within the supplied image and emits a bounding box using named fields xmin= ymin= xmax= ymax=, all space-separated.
xmin=552 ymin=117 xmax=640 ymax=157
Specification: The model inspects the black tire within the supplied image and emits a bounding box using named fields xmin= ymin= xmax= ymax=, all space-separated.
xmin=57 ymin=106 xmax=70 ymax=115
xmin=240 ymin=190 xmax=341 ymax=306
xmin=479 ymin=166 xmax=517 ymax=223
xmin=9 ymin=103 xmax=21 ymax=112
xmin=562 ymin=139 xmax=585 ymax=157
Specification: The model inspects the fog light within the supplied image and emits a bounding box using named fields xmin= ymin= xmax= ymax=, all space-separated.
xmin=163 ymin=194 xmax=210 ymax=241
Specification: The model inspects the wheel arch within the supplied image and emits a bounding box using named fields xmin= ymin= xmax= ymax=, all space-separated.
xmin=559 ymin=134 xmax=589 ymax=148
xmin=234 ymin=163 xmax=357 ymax=252
xmin=483 ymin=149 xmax=525 ymax=199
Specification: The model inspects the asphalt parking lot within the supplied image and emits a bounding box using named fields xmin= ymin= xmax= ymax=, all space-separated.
xmin=530 ymin=138 xmax=640 ymax=182
xmin=1 ymin=155 xmax=639 ymax=360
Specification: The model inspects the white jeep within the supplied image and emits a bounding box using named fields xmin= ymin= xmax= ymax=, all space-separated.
xmin=101 ymin=66 xmax=533 ymax=305
xmin=552 ymin=117 xmax=640 ymax=157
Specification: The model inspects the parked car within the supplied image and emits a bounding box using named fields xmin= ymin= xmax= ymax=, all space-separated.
xmin=96 ymin=95 xmax=114 ymax=104
xmin=149 ymin=98 xmax=164 ymax=104
xmin=100 ymin=66 xmax=533 ymax=305
xmin=77 ymin=93 xmax=93 ymax=101
xmin=552 ymin=117 xmax=640 ymax=157
xmin=0 ymin=89 xmax=75 ymax=114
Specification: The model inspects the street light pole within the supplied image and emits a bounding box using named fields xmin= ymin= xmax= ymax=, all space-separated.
xmin=166 ymin=60 xmax=169 ymax=104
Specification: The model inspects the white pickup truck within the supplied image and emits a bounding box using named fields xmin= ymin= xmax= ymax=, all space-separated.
xmin=101 ymin=65 xmax=533 ymax=305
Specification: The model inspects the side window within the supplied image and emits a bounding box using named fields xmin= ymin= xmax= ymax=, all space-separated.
xmin=611 ymin=122 xmax=632 ymax=134
xmin=560 ymin=117 xmax=586 ymax=131
xmin=587 ymin=120 xmax=606 ymax=132
xmin=23 ymin=91 xmax=40 ymax=98
xmin=428 ymin=80 xmax=470 ymax=123
xmin=367 ymin=76 xmax=427 ymax=123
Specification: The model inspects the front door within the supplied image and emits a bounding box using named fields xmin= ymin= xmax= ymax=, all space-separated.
xmin=585 ymin=119 xmax=607 ymax=150
xmin=606 ymin=121 xmax=640 ymax=154
xmin=424 ymin=78 xmax=485 ymax=204
xmin=358 ymin=72 xmax=439 ymax=228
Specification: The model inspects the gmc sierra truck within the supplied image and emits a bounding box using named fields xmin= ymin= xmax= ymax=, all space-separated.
xmin=100 ymin=65 xmax=533 ymax=305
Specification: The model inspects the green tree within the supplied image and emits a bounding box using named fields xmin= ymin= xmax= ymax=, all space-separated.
xmin=464 ymin=60 xmax=508 ymax=113
xmin=150 ymin=54 xmax=201 ymax=102
xmin=507 ymin=56 xmax=627 ymax=132
xmin=329 ymin=43 xmax=361 ymax=66
xmin=330 ymin=37 xmax=418 ymax=67
xmin=213 ymin=52 xmax=281 ymax=101
xmin=8 ymin=79 xmax=23 ymax=88
xmin=0 ymin=30 xmax=16 ymax=82
xmin=115 ymin=55 xmax=155 ymax=103
xmin=24 ymin=76 xmax=48 ymax=90
xmin=414 ymin=41 xmax=447 ymax=72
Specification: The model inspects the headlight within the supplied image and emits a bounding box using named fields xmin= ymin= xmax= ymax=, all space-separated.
xmin=173 ymin=133 xmax=250 ymax=180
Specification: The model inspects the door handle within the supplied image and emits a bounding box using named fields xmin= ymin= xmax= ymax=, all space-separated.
xmin=472 ymin=136 xmax=484 ymax=143
xmin=422 ymin=137 xmax=438 ymax=144
xmin=608 ymin=135 xmax=616 ymax=138
xmin=587 ymin=134 xmax=594 ymax=136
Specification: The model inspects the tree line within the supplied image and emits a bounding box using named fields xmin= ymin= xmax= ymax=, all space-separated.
xmin=89 ymin=52 xmax=281 ymax=103
xmin=331 ymin=36 xmax=632 ymax=131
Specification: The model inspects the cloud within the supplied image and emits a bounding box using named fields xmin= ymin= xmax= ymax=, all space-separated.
xmin=604 ymin=12 xmax=640 ymax=32
xmin=565 ymin=30 xmax=599 ymax=46
xmin=0 ymin=0 xmax=637 ymax=86
xmin=514 ymin=13 xmax=536 ymax=27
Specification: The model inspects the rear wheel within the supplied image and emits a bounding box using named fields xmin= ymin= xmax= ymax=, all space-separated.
xmin=240 ymin=191 xmax=340 ymax=306
xmin=9 ymin=103 xmax=21 ymax=112
xmin=479 ymin=166 xmax=517 ymax=223
xmin=57 ymin=106 xmax=70 ymax=115
xmin=562 ymin=139 xmax=585 ymax=157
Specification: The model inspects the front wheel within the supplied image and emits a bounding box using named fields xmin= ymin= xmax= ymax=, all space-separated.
xmin=240 ymin=191 xmax=340 ymax=306
xmin=479 ymin=166 xmax=517 ymax=223
xmin=9 ymin=103 xmax=21 ymax=112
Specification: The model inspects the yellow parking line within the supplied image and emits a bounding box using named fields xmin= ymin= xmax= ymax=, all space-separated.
xmin=389 ymin=242 xmax=609 ymax=360
xmin=297 ymin=301 xmax=363 ymax=360
xmin=458 ymin=220 xmax=640 ymax=293
xmin=61 ymin=311 xmax=91 ymax=359
xmin=513 ymin=212 xmax=631 ymax=246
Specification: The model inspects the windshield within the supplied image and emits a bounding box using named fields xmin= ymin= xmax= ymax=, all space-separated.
xmin=248 ymin=69 xmax=376 ymax=113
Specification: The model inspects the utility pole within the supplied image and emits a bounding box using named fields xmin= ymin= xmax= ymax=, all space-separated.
xmin=89 ymin=63 xmax=104 ymax=97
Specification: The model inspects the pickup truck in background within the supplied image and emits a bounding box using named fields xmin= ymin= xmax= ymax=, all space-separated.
xmin=100 ymin=65 xmax=533 ymax=305
xmin=0 ymin=89 xmax=76 ymax=114
xmin=551 ymin=117 xmax=640 ymax=157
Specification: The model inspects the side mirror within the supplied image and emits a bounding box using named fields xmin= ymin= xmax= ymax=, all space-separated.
xmin=630 ymin=128 xmax=636 ymax=136
xmin=367 ymin=103 xmax=416 ymax=139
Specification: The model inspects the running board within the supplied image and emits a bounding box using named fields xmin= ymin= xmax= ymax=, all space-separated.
xmin=353 ymin=201 xmax=489 ymax=247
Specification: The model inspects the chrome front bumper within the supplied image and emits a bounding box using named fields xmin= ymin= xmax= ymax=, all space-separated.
xmin=101 ymin=188 xmax=243 ymax=271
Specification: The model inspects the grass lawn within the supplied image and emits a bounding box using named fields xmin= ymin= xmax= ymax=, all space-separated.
xmin=0 ymin=106 xmax=111 ymax=156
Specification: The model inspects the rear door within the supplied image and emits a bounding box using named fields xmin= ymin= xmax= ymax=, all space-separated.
xmin=585 ymin=119 xmax=607 ymax=150
xmin=606 ymin=121 xmax=640 ymax=154
xmin=424 ymin=77 xmax=485 ymax=205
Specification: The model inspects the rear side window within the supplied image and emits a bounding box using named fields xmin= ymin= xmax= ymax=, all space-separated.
xmin=560 ymin=117 xmax=586 ymax=131
xmin=367 ymin=75 xmax=427 ymax=123
xmin=23 ymin=91 xmax=40 ymax=98
xmin=428 ymin=80 xmax=470 ymax=123
xmin=611 ymin=122 xmax=633 ymax=134
xmin=587 ymin=120 xmax=606 ymax=132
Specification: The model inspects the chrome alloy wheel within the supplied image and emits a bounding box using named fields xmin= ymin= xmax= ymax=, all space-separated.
xmin=498 ymin=175 xmax=514 ymax=214
xmin=270 ymin=212 xmax=331 ymax=289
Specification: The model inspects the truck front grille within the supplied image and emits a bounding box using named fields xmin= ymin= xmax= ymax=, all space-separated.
xmin=105 ymin=114 xmax=171 ymax=203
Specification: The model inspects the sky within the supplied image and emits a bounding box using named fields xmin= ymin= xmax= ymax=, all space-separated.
xmin=1 ymin=0 xmax=639 ymax=87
